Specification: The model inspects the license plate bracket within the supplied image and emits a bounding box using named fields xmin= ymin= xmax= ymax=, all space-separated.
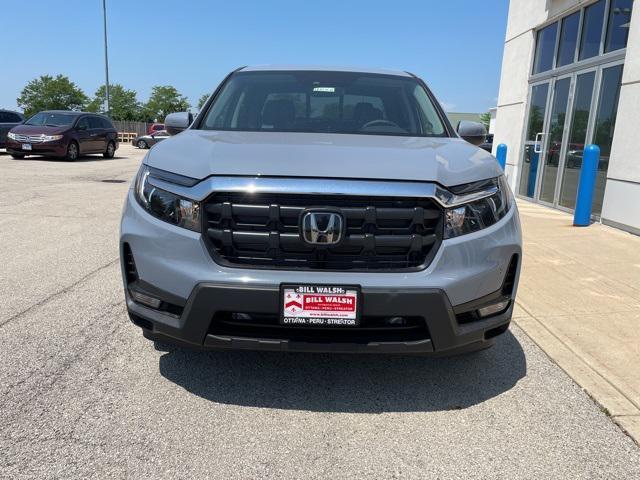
xmin=280 ymin=284 xmax=361 ymax=327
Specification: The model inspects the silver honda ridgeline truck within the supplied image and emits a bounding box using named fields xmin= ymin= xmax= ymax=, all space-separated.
xmin=120 ymin=66 xmax=522 ymax=355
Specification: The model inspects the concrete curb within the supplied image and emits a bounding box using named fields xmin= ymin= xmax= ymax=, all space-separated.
xmin=515 ymin=303 xmax=640 ymax=445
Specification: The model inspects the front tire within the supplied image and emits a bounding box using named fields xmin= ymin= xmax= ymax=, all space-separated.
xmin=65 ymin=141 xmax=79 ymax=161
xmin=103 ymin=141 xmax=115 ymax=158
xmin=137 ymin=140 xmax=148 ymax=149
xmin=11 ymin=153 xmax=25 ymax=159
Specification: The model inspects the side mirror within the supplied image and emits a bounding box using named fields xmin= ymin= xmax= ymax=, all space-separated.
xmin=457 ymin=121 xmax=487 ymax=146
xmin=165 ymin=112 xmax=193 ymax=136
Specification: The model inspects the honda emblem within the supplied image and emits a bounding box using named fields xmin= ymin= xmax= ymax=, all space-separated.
xmin=300 ymin=211 xmax=344 ymax=245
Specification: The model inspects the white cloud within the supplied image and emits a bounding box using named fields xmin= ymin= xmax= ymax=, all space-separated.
xmin=440 ymin=101 xmax=457 ymax=112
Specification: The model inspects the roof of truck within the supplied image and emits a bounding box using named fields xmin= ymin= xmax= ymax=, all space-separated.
xmin=239 ymin=65 xmax=413 ymax=77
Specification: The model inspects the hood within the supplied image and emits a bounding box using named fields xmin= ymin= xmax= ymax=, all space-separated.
xmin=10 ymin=124 xmax=70 ymax=135
xmin=145 ymin=130 xmax=502 ymax=187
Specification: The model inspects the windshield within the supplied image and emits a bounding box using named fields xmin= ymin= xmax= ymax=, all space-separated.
xmin=199 ymin=71 xmax=448 ymax=137
xmin=25 ymin=112 xmax=76 ymax=127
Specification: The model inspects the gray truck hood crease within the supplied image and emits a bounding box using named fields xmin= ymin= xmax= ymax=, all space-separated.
xmin=145 ymin=130 xmax=502 ymax=187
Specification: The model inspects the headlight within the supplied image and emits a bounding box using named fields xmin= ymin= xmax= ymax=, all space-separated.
xmin=42 ymin=134 xmax=64 ymax=142
xmin=444 ymin=176 xmax=512 ymax=239
xmin=7 ymin=132 xmax=17 ymax=140
xmin=134 ymin=165 xmax=201 ymax=232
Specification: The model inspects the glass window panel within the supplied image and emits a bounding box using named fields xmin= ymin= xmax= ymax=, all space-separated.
xmin=533 ymin=22 xmax=558 ymax=74
xmin=557 ymin=12 xmax=580 ymax=67
xmin=559 ymin=72 xmax=596 ymax=209
xmin=605 ymin=0 xmax=634 ymax=52
xmin=592 ymin=64 xmax=624 ymax=214
xmin=525 ymin=84 xmax=549 ymax=141
xmin=88 ymin=117 xmax=103 ymax=129
xmin=579 ymin=0 xmax=606 ymax=60
xmin=539 ymin=77 xmax=571 ymax=203
xmin=519 ymin=145 xmax=542 ymax=198
xmin=519 ymin=83 xmax=549 ymax=198
xmin=202 ymin=71 xmax=442 ymax=136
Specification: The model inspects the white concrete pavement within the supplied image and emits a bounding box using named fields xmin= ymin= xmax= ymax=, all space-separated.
xmin=514 ymin=199 xmax=640 ymax=443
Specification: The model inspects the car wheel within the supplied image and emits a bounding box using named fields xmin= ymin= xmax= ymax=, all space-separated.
xmin=11 ymin=153 xmax=25 ymax=159
xmin=103 ymin=141 xmax=116 ymax=159
xmin=137 ymin=140 xmax=148 ymax=149
xmin=65 ymin=141 xmax=79 ymax=161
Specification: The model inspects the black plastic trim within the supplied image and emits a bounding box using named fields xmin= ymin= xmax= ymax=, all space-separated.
xmin=448 ymin=176 xmax=500 ymax=195
xmin=148 ymin=166 xmax=199 ymax=187
xmin=126 ymin=282 xmax=513 ymax=354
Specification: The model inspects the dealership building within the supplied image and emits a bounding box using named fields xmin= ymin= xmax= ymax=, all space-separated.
xmin=494 ymin=0 xmax=639 ymax=233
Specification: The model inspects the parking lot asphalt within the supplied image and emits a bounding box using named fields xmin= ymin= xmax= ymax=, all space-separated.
xmin=1 ymin=145 xmax=640 ymax=479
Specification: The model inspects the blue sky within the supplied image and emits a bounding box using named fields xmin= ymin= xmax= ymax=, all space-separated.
xmin=0 ymin=0 xmax=509 ymax=113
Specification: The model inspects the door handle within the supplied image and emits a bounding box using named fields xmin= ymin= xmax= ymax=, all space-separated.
xmin=534 ymin=132 xmax=545 ymax=153
xmin=90 ymin=134 xmax=98 ymax=137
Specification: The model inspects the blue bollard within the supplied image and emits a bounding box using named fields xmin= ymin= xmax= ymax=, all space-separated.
xmin=496 ymin=143 xmax=507 ymax=171
xmin=527 ymin=151 xmax=539 ymax=198
xmin=573 ymin=144 xmax=600 ymax=227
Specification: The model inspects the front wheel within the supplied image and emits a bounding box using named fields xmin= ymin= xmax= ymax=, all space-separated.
xmin=137 ymin=140 xmax=148 ymax=149
xmin=11 ymin=153 xmax=25 ymax=159
xmin=65 ymin=141 xmax=79 ymax=161
xmin=103 ymin=141 xmax=116 ymax=158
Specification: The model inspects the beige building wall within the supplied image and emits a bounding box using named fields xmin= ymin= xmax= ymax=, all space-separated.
xmin=601 ymin=5 xmax=640 ymax=231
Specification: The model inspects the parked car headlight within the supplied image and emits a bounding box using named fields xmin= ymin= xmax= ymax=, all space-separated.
xmin=444 ymin=176 xmax=513 ymax=239
xmin=134 ymin=165 xmax=201 ymax=232
xmin=42 ymin=134 xmax=64 ymax=142
xmin=7 ymin=132 xmax=17 ymax=140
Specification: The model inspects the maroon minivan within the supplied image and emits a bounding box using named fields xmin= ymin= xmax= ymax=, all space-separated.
xmin=6 ymin=110 xmax=118 ymax=161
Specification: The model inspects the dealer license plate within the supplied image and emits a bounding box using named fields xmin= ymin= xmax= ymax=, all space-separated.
xmin=280 ymin=285 xmax=360 ymax=327
xmin=22 ymin=143 xmax=32 ymax=151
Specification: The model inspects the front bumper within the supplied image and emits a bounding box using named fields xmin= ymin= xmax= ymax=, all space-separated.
xmin=127 ymin=282 xmax=514 ymax=354
xmin=121 ymin=188 xmax=522 ymax=354
xmin=6 ymin=138 xmax=67 ymax=156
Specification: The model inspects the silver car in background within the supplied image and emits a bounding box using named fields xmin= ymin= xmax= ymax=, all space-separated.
xmin=134 ymin=130 xmax=170 ymax=149
xmin=120 ymin=66 xmax=522 ymax=356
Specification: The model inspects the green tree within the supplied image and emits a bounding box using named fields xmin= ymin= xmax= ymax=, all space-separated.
xmin=86 ymin=84 xmax=141 ymax=120
xmin=17 ymin=75 xmax=88 ymax=117
xmin=479 ymin=111 xmax=491 ymax=131
xmin=197 ymin=93 xmax=210 ymax=109
xmin=143 ymin=86 xmax=190 ymax=122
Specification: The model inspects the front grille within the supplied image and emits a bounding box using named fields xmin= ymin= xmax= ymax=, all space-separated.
xmin=202 ymin=193 xmax=443 ymax=271
xmin=209 ymin=312 xmax=430 ymax=343
xmin=11 ymin=134 xmax=46 ymax=143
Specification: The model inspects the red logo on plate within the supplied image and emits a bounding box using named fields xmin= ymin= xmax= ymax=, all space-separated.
xmin=284 ymin=293 xmax=303 ymax=314
xmin=285 ymin=300 xmax=303 ymax=310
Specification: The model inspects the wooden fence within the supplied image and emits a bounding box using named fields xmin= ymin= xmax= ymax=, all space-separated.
xmin=112 ymin=121 xmax=149 ymax=143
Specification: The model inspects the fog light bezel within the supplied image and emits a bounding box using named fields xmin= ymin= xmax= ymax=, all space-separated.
xmin=128 ymin=287 xmax=162 ymax=309
xmin=476 ymin=299 xmax=511 ymax=318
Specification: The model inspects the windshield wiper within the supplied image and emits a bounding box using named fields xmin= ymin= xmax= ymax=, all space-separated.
xmin=44 ymin=123 xmax=61 ymax=127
